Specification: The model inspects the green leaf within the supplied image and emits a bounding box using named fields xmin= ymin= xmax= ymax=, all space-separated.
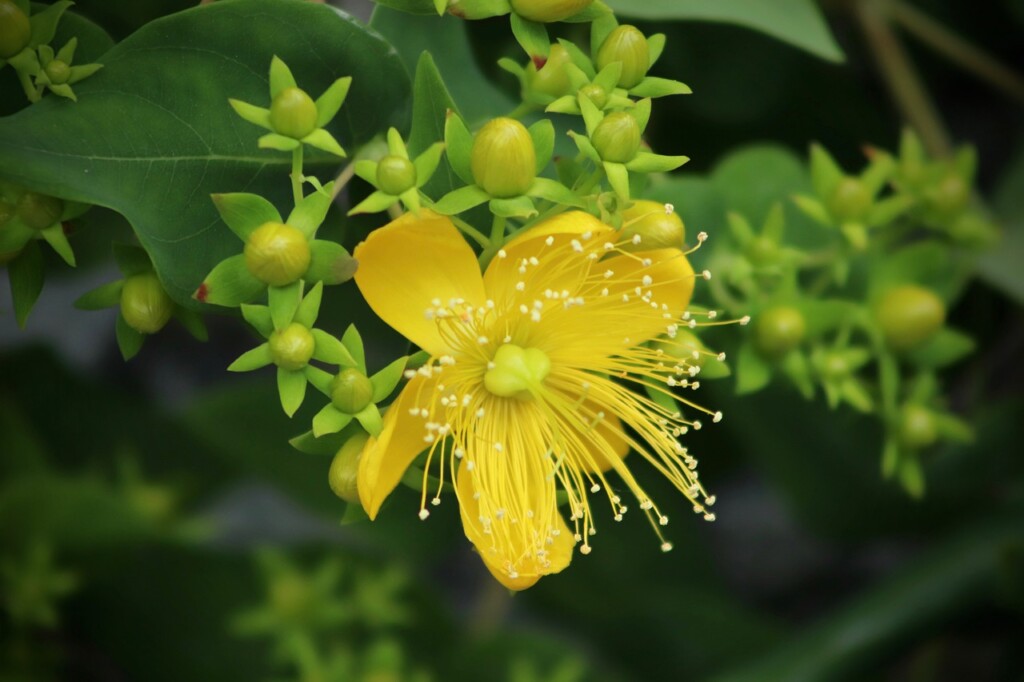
xmin=604 ymin=162 xmax=630 ymax=200
xmin=227 ymin=344 xmax=273 ymax=373
xmin=349 ymin=190 xmax=399 ymax=216
xmin=268 ymin=55 xmax=297 ymax=99
xmin=227 ymin=99 xmax=271 ymax=129
xmin=905 ymin=328 xmax=976 ymax=369
xmin=195 ymin=254 xmax=264 ymax=308
xmin=433 ymin=185 xmax=490 ymax=215
xmin=489 ymin=196 xmax=537 ymax=219
xmin=736 ymin=343 xmax=772 ymax=394
xmin=8 ymin=242 xmax=44 ymax=328
xmin=371 ymin=356 xmax=409 ymax=402
xmin=212 ymin=193 xmax=282 ymax=241
xmin=240 ymin=304 xmax=274 ymax=338
xmin=115 ymin=313 xmax=145 ymax=360
xmin=39 ymin=225 xmax=75 ymax=266
xmin=28 ymin=0 xmax=73 ymax=48
xmin=527 ymin=177 xmax=584 ymax=207
xmin=277 ymin=367 xmax=307 ymax=417
xmin=443 ymin=112 xmax=475 ymax=186
xmin=528 ymin=119 xmax=555 ymax=174
xmin=75 ymin=280 xmax=123 ymax=310
xmin=625 ymin=152 xmax=689 ymax=174
xmin=605 ymin=0 xmax=844 ymax=63
xmin=407 ymin=53 xmax=460 ymax=197
xmin=0 ymin=0 xmax=410 ymax=307
xmin=630 ymin=76 xmax=692 ymax=98
xmin=312 ymin=329 xmax=357 ymax=367
xmin=295 ymin=281 xmax=324 ymax=328
xmin=305 ymin=365 xmax=334 ymax=395
xmin=174 ymin=308 xmax=208 ymax=341
xmin=268 ymin=280 xmax=302 ymax=330
xmin=307 ymin=240 xmax=357 ymax=285
xmin=354 ymin=404 xmax=384 ymax=437
xmin=301 ymin=129 xmax=346 ymax=158
xmin=315 ymin=76 xmax=352 ymax=128
xmin=342 ymin=325 xmax=366 ymax=371
xmin=286 ymin=183 xmax=335 ymax=238
xmin=113 ymin=242 xmax=155 ymax=277
xmin=809 ymin=143 xmax=844 ymax=198
xmin=313 ymin=404 xmax=353 ymax=437
xmin=509 ymin=14 xmax=550 ymax=60
xmin=289 ymin=429 xmax=346 ymax=456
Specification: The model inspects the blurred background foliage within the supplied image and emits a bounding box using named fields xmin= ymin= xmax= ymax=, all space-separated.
xmin=1 ymin=0 xmax=1023 ymax=680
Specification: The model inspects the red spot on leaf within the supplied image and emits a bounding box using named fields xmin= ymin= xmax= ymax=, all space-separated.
xmin=532 ymin=55 xmax=548 ymax=70
xmin=195 ymin=282 xmax=209 ymax=302
xmin=450 ymin=7 xmax=465 ymax=18
xmin=61 ymin=221 xmax=74 ymax=235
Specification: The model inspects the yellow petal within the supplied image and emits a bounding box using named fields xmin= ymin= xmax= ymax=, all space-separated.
xmin=358 ymin=373 xmax=439 ymax=519
xmin=580 ymin=402 xmax=631 ymax=473
xmin=483 ymin=210 xmax=612 ymax=300
xmin=455 ymin=457 xmax=574 ymax=591
xmin=354 ymin=211 xmax=486 ymax=357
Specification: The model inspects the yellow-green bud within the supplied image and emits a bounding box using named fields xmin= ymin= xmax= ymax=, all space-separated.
xmin=0 ymin=0 xmax=30 ymax=59
xmin=591 ymin=112 xmax=641 ymax=163
xmin=471 ymin=118 xmax=537 ymax=198
xmin=898 ymin=404 xmax=938 ymax=450
xmin=17 ymin=192 xmax=64 ymax=230
xmin=875 ymin=285 xmax=945 ymax=351
xmin=818 ymin=351 xmax=851 ymax=381
xmin=745 ymin=236 xmax=778 ymax=266
xmin=270 ymin=574 xmax=311 ymax=623
xmin=269 ymin=87 xmax=318 ymax=140
xmin=828 ymin=178 xmax=872 ymax=221
xmin=331 ymin=368 xmax=374 ymax=414
xmin=510 ymin=0 xmax=593 ymax=23
xmin=244 ymin=222 xmax=311 ymax=286
xmin=44 ymin=60 xmax=71 ymax=85
xmin=524 ymin=44 xmax=573 ymax=99
xmin=579 ymin=83 xmax=608 ymax=109
xmin=484 ymin=344 xmax=550 ymax=400
xmin=120 ymin=273 xmax=174 ymax=335
xmin=929 ymin=172 xmax=969 ymax=217
xmin=328 ymin=433 xmax=369 ymax=503
xmin=754 ymin=306 xmax=806 ymax=360
xmin=596 ymin=25 xmax=650 ymax=89
xmin=376 ymin=155 xmax=417 ymax=195
xmin=269 ymin=323 xmax=315 ymax=371
xmin=620 ymin=200 xmax=685 ymax=251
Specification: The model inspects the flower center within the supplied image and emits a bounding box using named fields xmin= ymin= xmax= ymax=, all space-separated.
xmin=483 ymin=343 xmax=550 ymax=400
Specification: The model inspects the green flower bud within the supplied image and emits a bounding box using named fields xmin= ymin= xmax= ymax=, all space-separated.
xmin=596 ymin=25 xmax=650 ymax=89
xmin=376 ymin=155 xmax=417 ymax=195
xmin=828 ymin=178 xmax=872 ymax=222
xmin=331 ymin=368 xmax=375 ymax=414
xmin=269 ymin=322 xmax=315 ymax=371
xmin=471 ymin=118 xmax=537 ymax=198
xmin=328 ymin=433 xmax=369 ymax=503
xmin=510 ymin=0 xmax=593 ymax=23
xmin=928 ymin=172 xmax=969 ymax=217
xmin=591 ymin=112 xmax=641 ymax=163
xmin=44 ymin=60 xmax=72 ymax=85
xmin=270 ymin=574 xmax=311 ymax=623
xmin=579 ymin=83 xmax=608 ymax=109
xmin=524 ymin=44 xmax=573 ymax=99
xmin=17 ymin=192 xmax=64 ymax=231
xmin=745 ymin=236 xmax=778 ymax=266
xmin=620 ymin=200 xmax=685 ymax=251
xmin=875 ymin=285 xmax=945 ymax=352
xmin=0 ymin=0 xmax=30 ymax=59
xmin=244 ymin=222 xmax=311 ymax=286
xmin=269 ymin=87 xmax=318 ymax=140
xmin=898 ymin=404 xmax=938 ymax=450
xmin=817 ymin=351 xmax=851 ymax=381
xmin=120 ymin=273 xmax=174 ymax=335
xmin=754 ymin=306 xmax=806 ymax=360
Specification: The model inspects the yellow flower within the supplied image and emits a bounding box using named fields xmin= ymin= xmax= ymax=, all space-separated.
xmin=353 ymin=210 xmax=717 ymax=590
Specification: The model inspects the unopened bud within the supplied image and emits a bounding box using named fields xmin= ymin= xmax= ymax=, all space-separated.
xmin=620 ymin=200 xmax=685 ymax=251
xmin=754 ymin=306 xmax=806 ymax=360
xmin=120 ymin=272 xmax=174 ymax=334
xmin=44 ymin=59 xmax=71 ymax=85
xmin=0 ymin=0 xmax=30 ymax=59
xmin=828 ymin=178 xmax=871 ymax=222
xmin=578 ymin=83 xmax=608 ymax=109
xmin=510 ymin=0 xmax=594 ymax=22
xmin=269 ymin=322 xmax=316 ymax=371
xmin=269 ymin=87 xmax=318 ymax=140
xmin=898 ymin=404 xmax=938 ymax=450
xmin=524 ymin=44 xmax=573 ymax=99
xmin=376 ymin=155 xmax=417 ymax=195
xmin=244 ymin=222 xmax=311 ymax=286
xmin=17 ymin=192 xmax=64 ymax=230
xmin=591 ymin=112 xmax=641 ymax=163
xmin=596 ymin=25 xmax=650 ymax=89
xmin=331 ymin=367 xmax=375 ymax=414
xmin=471 ymin=118 xmax=537 ymax=198
xmin=927 ymin=172 xmax=969 ymax=217
xmin=875 ymin=285 xmax=945 ymax=351
xmin=329 ymin=433 xmax=369 ymax=503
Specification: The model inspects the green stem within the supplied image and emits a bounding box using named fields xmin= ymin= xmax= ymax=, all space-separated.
xmin=17 ymin=70 xmax=40 ymax=103
xmin=854 ymin=0 xmax=952 ymax=158
xmin=478 ymin=215 xmax=508 ymax=268
xmin=505 ymin=101 xmax=537 ymax=120
xmin=291 ymin=146 xmax=304 ymax=205
xmin=450 ymin=215 xmax=490 ymax=248
xmin=328 ymin=162 xmax=357 ymax=201
xmin=889 ymin=0 xmax=1024 ymax=107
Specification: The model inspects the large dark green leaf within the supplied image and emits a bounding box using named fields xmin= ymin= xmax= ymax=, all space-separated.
xmin=0 ymin=0 xmax=410 ymax=305
xmin=605 ymin=0 xmax=844 ymax=63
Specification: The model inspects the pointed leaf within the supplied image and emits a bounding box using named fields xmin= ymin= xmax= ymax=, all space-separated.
xmin=28 ymin=0 xmax=73 ymax=48
xmin=341 ymin=325 xmax=366 ymax=370
xmin=307 ymin=240 xmax=357 ymax=285
xmin=354 ymin=404 xmax=384 ymax=437
xmin=348 ymin=190 xmax=399 ymax=216
xmin=55 ymin=37 xmax=78 ymax=65
xmin=174 ymin=308 xmax=208 ymax=341
xmin=630 ymin=97 xmax=652 ymax=133
xmin=316 ymin=76 xmax=352 ymax=127
xmin=75 ymin=280 xmax=123 ymax=310
xmin=866 ymin=195 xmax=914 ymax=228
xmin=905 ymin=328 xmax=975 ymax=369
xmin=604 ymin=161 xmax=630 ymax=200
xmin=792 ymin=195 xmax=832 ymax=227
xmin=212 ymin=193 xmax=282 ymax=242
xmin=433 ymin=185 xmax=490 ymax=215
xmin=528 ymin=119 xmax=554 ymax=174
xmin=195 ymin=254 xmax=264 ymax=307
xmin=810 ymin=143 xmax=843 ymax=198
xmin=8 ymin=243 xmax=44 ymax=328
xmin=527 ymin=177 xmax=584 ymax=207
xmin=625 ymin=152 xmax=688 ymax=174
xmin=278 ymin=367 xmax=307 ymax=417
xmin=287 ymin=183 xmax=335 ymax=238
xmin=228 ymin=99 xmax=272 ymax=129
xmin=241 ymin=304 xmax=274 ymax=338
xmin=290 ymin=428 xmax=346 ymax=455
xmin=67 ymin=63 xmax=103 ymax=84
xmin=40 ymin=225 xmax=75 ymax=266
xmin=444 ymin=112 xmax=474 ymax=186
xmin=630 ymin=76 xmax=691 ymax=98
xmin=736 ymin=342 xmax=772 ymax=394
xmin=578 ymin=93 xmax=603 ymax=136
xmin=370 ymin=357 xmax=408 ymax=402
xmin=295 ymin=281 xmax=324 ymax=328
xmin=268 ymin=280 xmax=303 ymax=330
xmin=312 ymin=329 xmax=357 ymax=366
xmin=489 ymin=196 xmax=537 ymax=219
xmin=116 ymin=313 xmax=145 ymax=360
xmin=354 ymin=159 xmax=378 ymax=184
xmin=258 ymin=132 xmax=301 ymax=151
xmin=590 ymin=13 xmax=618 ymax=58
xmin=510 ymin=14 xmax=549 ymax=60
xmin=269 ymin=55 xmax=297 ymax=98
xmin=414 ymin=142 xmax=445 ymax=188
xmin=305 ymin=365 xmax=334 ymax=395
xmin=313 ymin=404 xmax=353 ymax=437
xmin=647 ymin=32 xmax=666 ymax=65
xmin=228 ymin=344 xmax=274 ymax=372
xmin=301 ymin=129 xmax=347 ymax=158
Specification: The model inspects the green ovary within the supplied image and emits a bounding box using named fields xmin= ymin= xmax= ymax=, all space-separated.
xmin=484 ymin=344 xmax=551 ymax=400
